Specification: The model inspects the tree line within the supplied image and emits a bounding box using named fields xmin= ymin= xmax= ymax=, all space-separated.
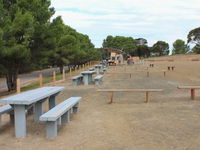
xmin=0 ymin=0 xmax=101 ymax=91
xmin=102 ymin=26 xmax=200 ymax=58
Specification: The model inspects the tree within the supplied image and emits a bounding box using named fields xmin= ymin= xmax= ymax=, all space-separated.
xmin=187 ymin=27 xmax=200 ymax=45
xmin=0 ymin=0 xmax=54 ymax=91
xmin=136 ymin=45 xmax=150 ymax=58
xmin=188 ymin=27 xmax=200 ymax=54
xmin=151 ymin=41 xmax=169 ymax=56
xmin=102 ymin=35 xmax=137 ymax=56
xmin=172 ymin=39 xmax=189 ymax=54
xmin=192 ymin=44 xmax=200 ymax=54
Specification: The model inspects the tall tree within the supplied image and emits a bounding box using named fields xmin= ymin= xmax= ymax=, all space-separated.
xmin=151 ymin=41 xmax=169 ymax=56
xmin=136 ymin=45 xmax=150 ymax=57
xmin=188 ymin=27 xmax=200 ymax=54
xmin=172 ymin=39 xmax=189 ymax=54
xmin=102 ymin=35 xmax=137 ymax=56
xmin=0 ymin=0 xmax=54 ymax=91
xmin=187 ymin=27 xmax=200 ymax=45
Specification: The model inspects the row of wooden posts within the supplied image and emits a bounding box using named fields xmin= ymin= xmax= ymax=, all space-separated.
xmin=16 ymin=62 xmax=99 ymax=94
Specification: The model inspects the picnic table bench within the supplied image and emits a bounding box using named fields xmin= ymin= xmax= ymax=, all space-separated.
xmin=71 ymin=75 xmax=83 ymax=86
xmin=40 ymin=97 xmax=81 ymax=138
xmin=94 ymin=75 xmax=103 ymax=85
xmin=177 ymin=86 xmax=200 ymax=100
xmin=0 ymin=86 xmax=64 ymax=138
xmin=97 ymin=89 xmax=163 ymax=103
xmin=0 ymin=104 xmax=13 ymax=123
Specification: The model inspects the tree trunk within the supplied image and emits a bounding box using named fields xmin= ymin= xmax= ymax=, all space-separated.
xmin=6 ymin=72 xmax=18 ymax=91
xmin=59 ymin=65 xmax=63 ymax=74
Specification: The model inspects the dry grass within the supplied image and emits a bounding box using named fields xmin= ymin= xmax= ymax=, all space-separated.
xmin=1 ymin=55 xmax=200 ymax=150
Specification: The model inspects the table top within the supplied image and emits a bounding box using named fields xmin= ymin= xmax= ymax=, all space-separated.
xmin=95 ymin=65 xmax=102 ymax=67
xmin=0 ymin=86 xmax=64 ymax=105
xmin=81 ymin=71 xmax=96 ymax=74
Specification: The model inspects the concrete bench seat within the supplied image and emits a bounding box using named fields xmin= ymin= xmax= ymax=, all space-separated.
xmin=71 ymin=75 xmax=83 ymax=86
xmin=94 ymin=75 xmax=103 ymax=85
xmin=0 ymin=104 xmax=13 ymax=123
xmin=40 ymin=97 xmax=81 ymax=138
xmin=89 ymin=68 xmax=95 ymax=71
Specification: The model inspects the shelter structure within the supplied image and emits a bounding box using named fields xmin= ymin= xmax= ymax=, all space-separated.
xmin=104 ymin=48 xmax=124 ymax=65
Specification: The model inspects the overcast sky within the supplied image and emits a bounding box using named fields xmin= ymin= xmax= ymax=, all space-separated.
xmin=51 ymin=0 xmax=200 ymax=48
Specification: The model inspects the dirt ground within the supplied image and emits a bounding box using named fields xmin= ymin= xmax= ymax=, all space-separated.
xmin=1 ymin=55 xmax=200 ymax=150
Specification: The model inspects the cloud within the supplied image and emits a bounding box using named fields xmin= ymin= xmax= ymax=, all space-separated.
xmin=50 ymin=0 xmax=200 ymax=48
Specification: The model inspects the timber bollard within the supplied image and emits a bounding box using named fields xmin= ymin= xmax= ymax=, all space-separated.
xmin=16 ymin=78 xmax=20 ymax=93
xmin=62 ymin=69 xmax=65 ymax=80
xmin=53 ymin=71 xmax=56 ymax=86
xmin=39 ymin=74 xmax=43 ymax=88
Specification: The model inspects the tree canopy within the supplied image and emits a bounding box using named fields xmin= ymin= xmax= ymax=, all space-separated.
xmin=187 ymin=27 xmax=200 ymax=45
xmin=151 ymin=41 xmax=169 ymax=56
xmin=172 ymin=39 xmax=189 ymax=55
xmin=0 ymin=0 xmax=100 ymax=91
xmin=102 ymin=35 xmax=137 ymax=56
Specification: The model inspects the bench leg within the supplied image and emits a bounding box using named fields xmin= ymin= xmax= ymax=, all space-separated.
xmin=61 ymin=111 xmax=70 ymax=124
xmin=72 ymin=80 xmax=78 ymax=86
xmin=73 ymin=103 xmax=80 ymax=113
xmin=191 ymin=89 xmax=195 ymax=100
xmin=34 ymin=102 xmax=43 ymax=123
xmin=147 ymin=71 xmax=149 ymax=77
xmin=14 ymin=105 xmax=26 ymax=138
xmin=57 ymin=118 xmax=61 ymax=125
xmin=95 ymin=80 xmax=99 ymax=85
xmin=164 ymin=71 xmax=166 ymax=77
xmin=146 ymin=92 xmax=150 ymax=103
xmin=49 ymin=95 xmax=56 ymax=109
xmin=109 ymin=92 xmax=113 ymax=104
xmin=9 ymin=110 xmax=14 ymax=124
xmin=70 ymin=108 xmax=73 ymax=114
xmin=46 ymin=121 xmax=57 ymax=138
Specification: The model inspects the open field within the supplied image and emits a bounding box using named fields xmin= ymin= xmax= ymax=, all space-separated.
xmin=1 ymin=55 xmax=200 ymax=150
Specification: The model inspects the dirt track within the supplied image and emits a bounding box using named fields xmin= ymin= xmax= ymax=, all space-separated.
xmin=1 ymin=57 xmax=200 ymax=150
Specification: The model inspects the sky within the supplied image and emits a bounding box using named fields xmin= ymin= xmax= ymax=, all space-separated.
xmin=50 ymin=0 xmax=200 ymax=49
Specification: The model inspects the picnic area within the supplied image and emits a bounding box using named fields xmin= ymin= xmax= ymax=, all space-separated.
xmin=0 ymin=55 xmax=200 ymax=150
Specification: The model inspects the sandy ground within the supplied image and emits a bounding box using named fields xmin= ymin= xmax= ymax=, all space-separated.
xmin=1 ymin=57 xmax=200 ymax=150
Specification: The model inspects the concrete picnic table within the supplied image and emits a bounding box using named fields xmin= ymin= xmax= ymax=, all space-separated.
xmin=0 ymin=86 xmax=64 ymax=138
xmin=81 ymin=71 xmax=96 ymax=85
xmin=95 ymin=65 xmax=102 ymax=74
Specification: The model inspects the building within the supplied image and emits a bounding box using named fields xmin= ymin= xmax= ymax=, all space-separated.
xmin=104 ymin=48 xmax=124 ymax=64
xmin=135 ymin=38 xmax=147 ymax=45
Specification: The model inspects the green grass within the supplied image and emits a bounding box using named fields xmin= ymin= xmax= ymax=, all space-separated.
xmin=21 ymin=73 xmax=63 ymax=92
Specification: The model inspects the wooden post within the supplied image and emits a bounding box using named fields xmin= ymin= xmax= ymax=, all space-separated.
xmin=109 ymin=92 xmax=113 ymax=104
xmin=39 ymin=74 xmax=43 ymax=88
xmin=69 ymin=68 xmax=72 ymax=76
xmin=146 ymin=92 xmax=150 ymax=103
xmin=147 ymin=71 xmax=149 ymax=77
xmin=53 ymin=71 xmax=56 ymax=86
xmin=16 ymin=78 xmax=20 ymax=94
xmin=191 ymin=89 xmax=195 ymax=100
xmin=62 ymin=69 xmax=65 ymax=81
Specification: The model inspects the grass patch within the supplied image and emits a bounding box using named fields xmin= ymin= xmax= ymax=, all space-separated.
xmin=21 ymin=73 xmax=63 ymax=92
